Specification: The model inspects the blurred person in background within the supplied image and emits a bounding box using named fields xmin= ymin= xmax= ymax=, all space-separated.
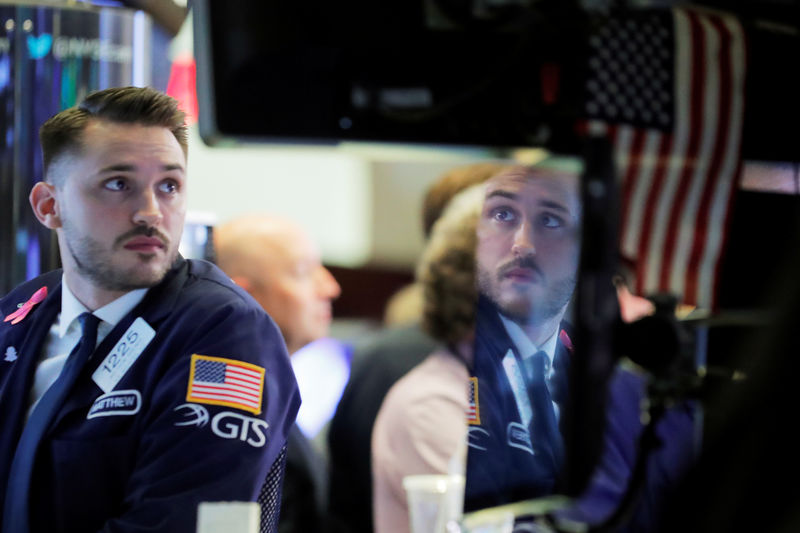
xmin=327 ymin=162 xmax=509 ymax=533
xmin=558 ymin=261 xmax=696 ymax=533
xmin=215 ymin=213 xmax=341 ymax=533
xmin=371 ymin=183 xmax=485 ymax=533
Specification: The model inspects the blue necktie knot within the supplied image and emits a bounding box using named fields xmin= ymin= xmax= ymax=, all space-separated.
xmin=77 ymin=312 xmax=101 ymax=350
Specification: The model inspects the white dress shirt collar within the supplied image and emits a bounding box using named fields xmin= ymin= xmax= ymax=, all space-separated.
xmin=59 ymin=276 xmax=148 ymax=337
xmin=499 ymin=314 xmax=559 ymax=372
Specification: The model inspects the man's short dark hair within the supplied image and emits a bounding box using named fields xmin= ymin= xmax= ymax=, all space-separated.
xmin=39 ymin=86 xmax=188 ymax=184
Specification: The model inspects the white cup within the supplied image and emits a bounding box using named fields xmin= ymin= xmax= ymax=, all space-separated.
xmin=403 ymin=474 xmax=465 ymax=533
xmin=196 ymin=502 xmax=260 ymax=533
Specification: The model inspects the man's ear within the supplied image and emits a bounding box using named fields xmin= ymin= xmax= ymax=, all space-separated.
xmin=29 ymin=181 xmax=62 ymax=229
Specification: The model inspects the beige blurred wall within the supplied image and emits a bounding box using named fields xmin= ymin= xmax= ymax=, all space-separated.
xmin=185 ymin=125 xmax=503 ymax=269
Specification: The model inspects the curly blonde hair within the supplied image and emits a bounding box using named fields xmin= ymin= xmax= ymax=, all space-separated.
xmin=417 ymin=184 xmax=485 ymax=345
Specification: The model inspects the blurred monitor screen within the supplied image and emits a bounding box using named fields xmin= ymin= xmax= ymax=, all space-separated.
xmin=193 ymin=0 xmax=586 ymax=149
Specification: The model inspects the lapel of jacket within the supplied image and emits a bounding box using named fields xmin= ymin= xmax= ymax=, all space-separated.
xmin=471 ymin=296 xmax=523 ymax=441
xmin=0 ymin=273 xmax=63 ymax=471
xmin=50 ymin=258 xmax=190 ymax=428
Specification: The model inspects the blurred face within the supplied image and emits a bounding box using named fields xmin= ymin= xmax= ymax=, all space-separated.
xmin=37 ymin=119 xmax=186 ymax=300
xmin=476 ymin=167 xmax=581 ymax=326
xmin=250 ymin=229 xmax=341 ymax=354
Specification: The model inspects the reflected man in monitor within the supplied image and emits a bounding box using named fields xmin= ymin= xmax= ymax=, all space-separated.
xmin=466 ymin=160 xmax=582 ymax=509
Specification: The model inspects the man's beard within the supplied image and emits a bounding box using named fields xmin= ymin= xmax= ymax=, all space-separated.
xmin=63 ymin=221 xmax=175 ymax=292
xmin=477 ymin=264 xmax=576 ymax=326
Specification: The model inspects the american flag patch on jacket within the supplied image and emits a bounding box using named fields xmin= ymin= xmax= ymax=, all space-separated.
xmin=467 ymin=377 xmax=480 ymax=425
xmin=186 ymin=354 xmax=265 ymax=415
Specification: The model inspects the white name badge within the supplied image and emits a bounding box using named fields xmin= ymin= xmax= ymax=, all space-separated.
xmin=92 ymin=317 xmax=155 ymax=393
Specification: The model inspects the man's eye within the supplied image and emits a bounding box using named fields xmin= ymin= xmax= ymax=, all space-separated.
xmin=158 ymin=180 xmax=178 ymax=194
xmin=103 ymin=178 xmax=127 ymax=191
xmin=492 ymin=208 xmax=516 ymax=223
xmin=541 ymin=214 xmax=563 ymax=228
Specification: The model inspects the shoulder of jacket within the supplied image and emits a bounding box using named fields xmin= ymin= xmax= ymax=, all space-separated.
xmin=174 ymin=260 xmax=266 ymax=321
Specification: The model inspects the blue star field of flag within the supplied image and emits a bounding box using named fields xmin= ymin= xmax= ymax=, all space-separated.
xmin=585 ymin=12 xmax=675 ymax=130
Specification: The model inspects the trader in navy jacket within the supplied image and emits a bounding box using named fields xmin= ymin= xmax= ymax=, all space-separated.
xmin=465 ymin=162 xmax=582 ymax=509
xmin=0 ymin=87 xmax=300 ymax=533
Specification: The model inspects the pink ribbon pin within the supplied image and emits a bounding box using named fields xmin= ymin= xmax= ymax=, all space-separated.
xmin=4 ymin=286 xmax=48 ymax=325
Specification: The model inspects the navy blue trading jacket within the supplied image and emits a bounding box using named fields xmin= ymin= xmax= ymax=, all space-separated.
xmin=0 ymin=258 xmax=300 ymax=533
xmin=465 ymin=296 xmax=572 ymax=511
xmin=563 ymin=365 xmax=696 ymax=532
xmin=464 ymin=298 xmax=695 ymax=530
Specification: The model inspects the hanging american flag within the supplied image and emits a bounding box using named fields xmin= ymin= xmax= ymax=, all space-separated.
xmin=186 ymin=354 xmax=266 ymax=415
xmin=583 ymin=8 xmax=747 ymax=309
